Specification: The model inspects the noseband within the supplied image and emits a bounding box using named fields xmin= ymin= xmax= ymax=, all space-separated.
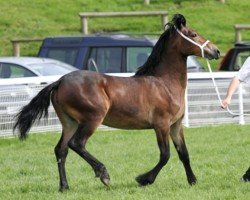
xmin=175 ymin=27 xmax=210 ymax=58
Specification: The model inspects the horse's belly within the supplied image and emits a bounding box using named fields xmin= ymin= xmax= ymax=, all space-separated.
xmin=102 ymin=120 xmax=151 ymax=130
xmin=102 ymin=111 xmax=152 ymax=129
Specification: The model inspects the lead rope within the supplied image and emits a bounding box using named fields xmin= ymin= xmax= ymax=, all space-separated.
xmin=206 ymin=59 xmax=250 ymax=117
xmin=205 ymin=59 xmax=238 ymax=116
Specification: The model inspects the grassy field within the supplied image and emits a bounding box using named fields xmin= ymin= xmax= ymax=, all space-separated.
xmin=0 ymin=0 xmax=250 ymax=69
xmin=0 ymin=124 xmax=249 ymax=199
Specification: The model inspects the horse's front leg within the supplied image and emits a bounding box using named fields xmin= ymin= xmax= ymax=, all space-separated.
xmin=170 ymin=118 xmax=197 ymax=185
xmin=136 ymin=124 xmax=170 ymax=186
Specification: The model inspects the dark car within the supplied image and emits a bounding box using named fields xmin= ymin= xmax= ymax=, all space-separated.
xmin=219 ymin=42 xmax=250 ymax=71
xmin=38 ymin=34 xmax=204 ymax=73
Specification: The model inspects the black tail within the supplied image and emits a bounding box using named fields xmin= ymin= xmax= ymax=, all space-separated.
xmin=13 ymin=80 xmax=60 ymax=140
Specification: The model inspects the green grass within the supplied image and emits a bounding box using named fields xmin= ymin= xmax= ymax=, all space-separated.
xmin=0 ymin=0 xmax=250 ymax=70
xmin=0 ymin=124 xmax=249 ymax=199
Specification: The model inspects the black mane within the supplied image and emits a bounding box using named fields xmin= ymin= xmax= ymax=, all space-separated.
xmin=134 ymin=14 xmax=186 ymax=76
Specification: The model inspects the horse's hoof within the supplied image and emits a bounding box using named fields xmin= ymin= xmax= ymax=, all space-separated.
xmin=59 ymin=185 xmax=69 ymax=192
xmin=188 ymin=176 xmax=197 ymax=186
xmin=135 ymin=174 xmax=154 ymax=186
xmin=241 ymin=176 xmax=250 ymax=182
xmin=100 ymin=176 xmax=110 ymax=187
xmin=99 ymin=168 xmax=110 ymax=187
xmin=100 ymin=171 xmax=110 ymax=186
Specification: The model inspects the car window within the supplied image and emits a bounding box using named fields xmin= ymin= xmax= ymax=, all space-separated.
xmin=28 ymin=62 xmax=76 ymax=76
xmin=46 ymin=48 xmax=79 ymax=66
xmin=0 ymin=63 xmax=35 ymax=78
xmin=126 ymin=47 xmax=152 ymax=72
xmin=233 ymin=50 xmax=250 ymax=70
xmin=89 ymin=47 xmax=122 ymax=73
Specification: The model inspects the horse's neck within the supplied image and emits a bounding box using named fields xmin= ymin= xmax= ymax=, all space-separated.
xmin=154 ymin=53 xmax=187 ymax=89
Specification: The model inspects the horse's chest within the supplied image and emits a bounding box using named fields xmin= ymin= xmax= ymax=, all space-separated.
xmin=171 ymin=97 xmax=185 ymax=124
xmin=152 ymin=91 xmax=185 ymax=124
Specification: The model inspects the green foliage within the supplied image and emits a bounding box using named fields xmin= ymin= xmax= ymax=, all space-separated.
xmin=0 ymin=0 xmax=249 ymax=70
xmin=0 ymin=124 xmax=249 ymax=199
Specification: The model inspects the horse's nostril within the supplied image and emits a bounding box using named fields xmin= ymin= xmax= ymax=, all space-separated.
xmin=217 ymin=49 xmax=220 ymax=56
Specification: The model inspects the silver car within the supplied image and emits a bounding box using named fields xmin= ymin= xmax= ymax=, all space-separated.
xmin=0 ymin=57 xmax=77 ymax=116
xmin=0 ymin=57 xmax=77 ymax=78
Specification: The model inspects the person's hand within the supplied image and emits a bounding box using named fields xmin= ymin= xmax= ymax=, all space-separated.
xmin=221 ymin=97 xmax=231 ymax=109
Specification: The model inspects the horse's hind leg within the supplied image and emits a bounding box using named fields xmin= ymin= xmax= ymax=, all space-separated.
xmin=54 ymin=115 xmax=78 ymax=192
xmin=170 ymin=118 xmax=197 ymax=185
xmin=136 ymin=123 xmax=171 ymax=186
xmin=52 ymin=93 xmax=78 ymax=192
xmin=68 ymin=122 xmax=110 ymax=186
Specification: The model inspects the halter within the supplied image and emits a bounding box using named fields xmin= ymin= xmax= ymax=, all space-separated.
xmin=175 ymin=27 xmax=210 ymax=58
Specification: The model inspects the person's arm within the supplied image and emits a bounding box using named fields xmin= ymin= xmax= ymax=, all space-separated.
xmin=221 ymin=76 xmax=240 ymax=109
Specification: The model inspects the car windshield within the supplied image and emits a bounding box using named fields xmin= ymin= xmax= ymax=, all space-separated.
xmin=28 ymin=62 xmax=76 ymax=76
xmin=46 ymin=48 xmax=79 ymax=66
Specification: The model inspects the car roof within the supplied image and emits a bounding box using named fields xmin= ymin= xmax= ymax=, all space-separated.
xmin=234 ymin=41 xmax=250 ymax=47
xmin=0 ymin=57 xmax=63 ymax=65
xmin=42 ymin=34 xmax=156 ymax=47
xmin=0 ymin=57 xmax=77 ymax=77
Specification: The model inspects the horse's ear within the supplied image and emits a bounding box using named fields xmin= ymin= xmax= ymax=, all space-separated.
xmin=172 ymin=14 xmax=186 ymax=29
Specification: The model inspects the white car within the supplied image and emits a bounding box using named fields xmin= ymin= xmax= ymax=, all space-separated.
xmin=0 ymin=57 xmax=77 ymax=78
xmin=0 ymin=57 xmax=77 ymax=116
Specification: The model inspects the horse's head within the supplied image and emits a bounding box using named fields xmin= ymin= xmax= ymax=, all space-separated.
xmin=172 ymin=14 xmax=220 ymax=60
xmin=135 ymin=14 xmax=220 ymax=76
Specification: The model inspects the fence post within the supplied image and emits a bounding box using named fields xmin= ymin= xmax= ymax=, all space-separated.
xmin=184 ymin=86 xmax=190 ymax=127
xmin=11 ymin=38 xmax=43 ymax=57
xmin=162 ymin=14 xmax=168 ymax=28
xmin=12 ymin=41 xmax=20 ymax=57
xmin=81 ymin=16 xmax=88 ymax=34
xmin=235 ymin=28 xmax=241 ymax=43
xmin=238 ymin=83 xmax=245 ymax=125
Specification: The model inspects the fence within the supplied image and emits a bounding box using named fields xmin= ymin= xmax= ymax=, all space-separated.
xmin=11 ymin=38 xmax=43 ymax=57
xmin=184 ymin=73 xmax=250 ymax=127
xmin=2 ymin=72 xmax=250 ymax=137
xmin=234 ymin=24 xmax=250 ymax=43
xmin=79 ymin=11 xmax=168 ymax=34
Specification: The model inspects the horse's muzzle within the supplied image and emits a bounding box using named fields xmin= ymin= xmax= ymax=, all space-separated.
xmin=213 ymin=48 xmax=220 ymax=59
xmin=205 ymin=47 xmax=220 ymax=60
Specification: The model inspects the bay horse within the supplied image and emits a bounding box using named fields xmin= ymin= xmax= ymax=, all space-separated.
xmin=14 ymin=14 xmax=220 ymax=191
